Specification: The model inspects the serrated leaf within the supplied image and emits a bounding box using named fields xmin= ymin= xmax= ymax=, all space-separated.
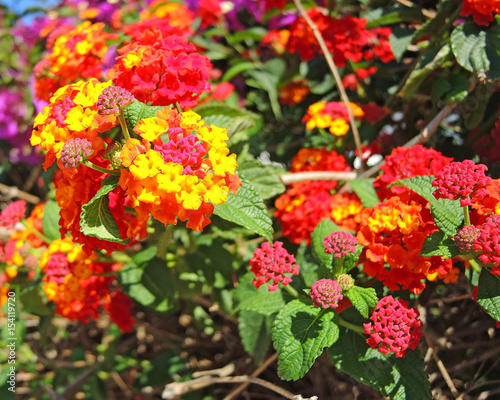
xmin=310 ymin=219 xmax=339 ymax=269
xmin=119 ymin=256 xmax=176 ymax=312
xmin=239 ymin=310 xmax=273 ymax=365
xmin=451 ymin=23 xmax=500 ymax=80
xmin=330 ymin=328 xmax=432 ymax=400
xmin=476 ymin=268 xmax=500 ymax=322
xmin=42 ymin=199 xmax=61 ymax=241
xmin=345 ymin=286 xmax=378 ymax=318
xmin=343 ymin=245 xmax=364 ymax=273
xmin=391 ymin=175 xmax=463 ymax=236
xmin=80 ymin=176 xmax=130 ymax=244
xmin=238 ymin=159 xmax=286 ymax=200
xmin=273 ymin=300 xmax=339 ymax=381
xmin=350 ymin=178 xmax=380 ymax=208
xmin=420 ymin=230 xmax=461 ymax=259
xmin=213 ymin=179 xmax=273 ymax=242
xmin=123 ymin=100 xmax=165 ymax=131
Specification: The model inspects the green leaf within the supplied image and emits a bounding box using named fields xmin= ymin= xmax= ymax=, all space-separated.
xmin=476 ymin=268 xmax=500 ymax=322
xmin=42 ymin=199 xmax=61 ymax=241
xmin=445 ymin=72 xmax=470 ymax=104
xmin=463 ymin=82 xmax=497 ymax=130
xmin=310 ymin=219 xmax=339 ymax=269
xmin=213 ymin=179 xmax=273 ymax=242
xmin=420 ymin=230 xmax=461 ymax=259
xmin=343 ymin=245 xmax=364 ymax=273
xmin=123 ymin=99 xmax=165 ymax=131
xmin=20 ymin=283 xmax=51 ymax=316
xmin=119 ymin=256 xmax=176 ymax=312
xmin=390 ymin=27 xmax=415 ymax=62
xmin=451 ymin=23 xmax=500 ymax=80
xmin=272 ymin=300 xmax=339 ymax=381
xmin=223 ymin=61 xmax=259 ymax=82
xmin=80 ymin=176 xmax=130 ymax=244
xmin=239 ymin=310 xmax=273 ymax=365
xmin=330 ymin=328 xmax=432 ymax=400
xmin=349 ymin=178 xmax=380 ymax=208
xmin=194 ymin=103 xmax=260 ymax=137
xmin=401 ymin=45 xmax=451 ymax=98
xmin=366 ymin=8 xmax=424 ymax=28
xmin=235 ymin=290 xmax=288 ymax=315
xmin=246 ymin=67 xmax=282 ymax=118
xmin=390 ymin=175 xmax=463 ymax=236
xmin=345 ymin=286 xmax=378 ymax=318
xmin=238 ymin=159 xmax=285 ymax=200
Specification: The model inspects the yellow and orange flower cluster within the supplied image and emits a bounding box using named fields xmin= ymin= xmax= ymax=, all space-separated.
xmin=357 ymin=196 xmax=457 ymax=294
xmin=302 ymin=101 xmax=364 ymax=136
xmin=119 ymin=108 xmax=241 ymax=232
xmin=33 ymin=21 xmax=119 ymax=101
xmin=31 ymin=79 xmax=116 ymax=169
xmin=40 ymin=237 xmax=134 ymax=332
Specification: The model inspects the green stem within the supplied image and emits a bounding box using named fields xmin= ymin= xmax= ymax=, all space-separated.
xmin=463 ymin=205 xmax=471 ymax=226
xmin=175 ymin=103 xmax=182 ymax=113
xmin=21 ymin=220 xmax=51 ymax=245
xmin=118 ymin=109 xmax=130 ymax=141
xmin=469 ymin=258 xmax=481 ymax=273
xmin=283 ymin=284 xmax=299 ymax=299
xmin=84 ymin=161 xmax=120 ymax=176
xmin=338 ymin=317 xmax=365 ymax=334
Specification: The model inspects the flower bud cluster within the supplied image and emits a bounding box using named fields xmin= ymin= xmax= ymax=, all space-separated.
xmin=96 ymin=85 xmax=134 ymax=115
xmin=60 ymin=138 xmax=93 ymax=168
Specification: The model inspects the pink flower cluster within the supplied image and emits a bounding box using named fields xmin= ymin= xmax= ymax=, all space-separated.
xmin=433 ymin=160 xmax=492 ymax=207
xmin=473 ymin=214 xmax=500 ymax=274
xmin=364 ymin=295 xmax=422 ymax=358
xmin=310 ymin=279 xmax=343 ymax=309
xmin=249 ymin=241 xmax=300 ymax=291
xmin=454 ymin=225 xmax=480 ymax=253
xmin=60 ymin=138 xmax=93 ymax=169
xmin=323 ymin=231 xmax=357 ymax=258
xmin=0 ymin=200 xmax=27 ymax=229
xmin=96 ymin=86 xmax=135 ymax=115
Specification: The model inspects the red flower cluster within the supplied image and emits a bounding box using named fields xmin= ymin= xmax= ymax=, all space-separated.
xmin=323 ymin=231 xmax=357 ymax=258
xmin=0 ymin=200 xmax=27 ymax=229
xmin=274 ymin=148 xmax=352 ymax=244
xmin=341 ymin=67 xmax=377 ymax=91
xmin=249 ymin=241 xmax=300 ymax=291
xmin=364 ymin=295 xmax=422 ymax=358
xmin=108 ymin=29 xmax=212 ymax=108
xmin=288 ymin=9 xmax=394 ymax=66
xmin=374 ymin=145 xmax=452 ymax=201
xmin=461 ymin=0 xmax=500 ymax=25
xmin=473 ymin=214 xmax=500 ymax=274
xmin=310 ymin=279 xmax=343 ymax=309
xmin=433 ymin=160 xmax=491 ymax=207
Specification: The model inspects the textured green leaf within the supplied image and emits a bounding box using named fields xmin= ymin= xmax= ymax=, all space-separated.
xmin=477 ymin=268 xmax=500 ymax=322
xmin=80 ymin=176 xmax=130 ymax=244
xmin=330 ymin=328 xmax=431 ymax=400
xmin=123 ymin=100 xmax=165 ymax=131
xmin=451 ymin=23 xmax=500 ymax=80
xmin=238 ymin=159 xmax=285 ymax=200
xmin=445 ymin=73 xmax=470 ymax=104
xmin=391 ymin=175 xmax=463 ymax=236
xmin=272 ymin=300 xmax=339 ymax=381
xmin=194 ymin=103 xmax=260 ymax=136
xmin=235 ymin=290 xmax=288 ymax=315
xmin=213 ymin=179 xmax=273 ymax=242
xmin=345 ymin=286 xmax=378 ymax=318
xmin=239 ymin=310 xmax=273 ymax=365
xmin=42 ymin=199 xmax=61 ymax=241
xmin=119 ymin=256 xmax=176 ymax=312
xmin=420 ymin=230 xmax=461 ymax=259
xmin=343 ymin=245 xmax=364 ymax=273
xmin=350 ymin=178 xmax=380 ymax=208
xmin=310 ymin=219 xmax=339 ymax=269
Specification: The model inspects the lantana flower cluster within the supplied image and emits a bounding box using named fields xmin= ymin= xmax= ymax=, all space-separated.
xmin=461 ymin=0 xmax=500 ymax=25
xmin=364 ymin=296 xmax=422 ymax=358
xmin=40 ymin=237 xmax=134 ymax=332
xmin=108 ymin=28 xmax=212 ymax=108
xmin=274 ymin=148 xmax=365 ymax=244
xmin=302 ymin=101 xmax=364 ymax=137
xmin=33 ymin=21 xmax=118 ymax=101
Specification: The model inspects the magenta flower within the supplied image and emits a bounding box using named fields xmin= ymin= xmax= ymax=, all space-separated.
xmin=364 ymin=295 xmax=422 ymax=358
xmin=0 ymin=200 xmax=27 ymax=229
xmin=96 ymin=86 xmax=135 ymax=115
xmin=310 ymin=279 xmax=343 ymax=308
xmin=473 ymin=214 xmax=500 ymax=274
xmin=60 ymin=138 xmax=93 ymax=168
xmin=432 ymin=160 xmax=491 ymax=207
xmin=249 ymin=241 xmax=299 ymax=291
xmin=323 ymin=231 xmax=357 ymax=258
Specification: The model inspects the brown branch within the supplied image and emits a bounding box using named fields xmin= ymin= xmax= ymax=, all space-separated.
xmin=162 ymin=375 xmax=317 ymax=400
xmin=0 ymin=182 xmax=41 ymax=204
xmin=223 ymin=353 xmax=278 ymax=400
xmin=292 ymin=0 xmax=364 ymax=165
xmin=280 ymin=171 xmax=358 ymax=185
